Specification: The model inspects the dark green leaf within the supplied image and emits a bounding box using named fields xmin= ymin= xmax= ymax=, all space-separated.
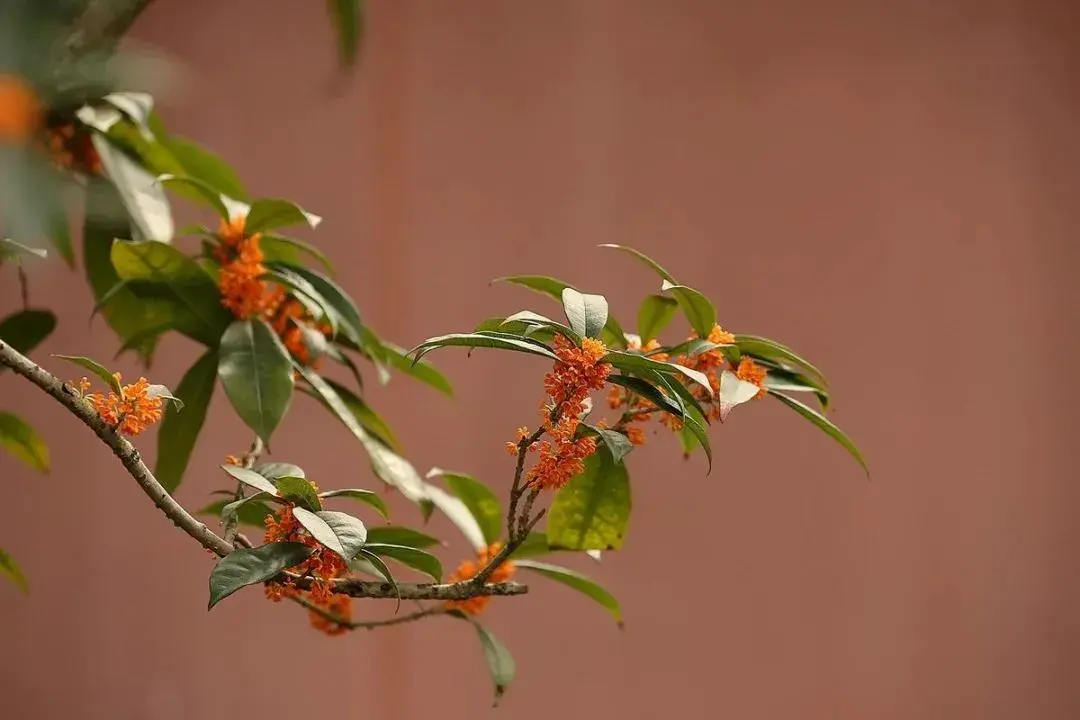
xmin=199 ymin=496 xmax=275 ymax=529
xmin=491 ymin=275 xmax=570 ymax=300
xmin=327 ymin=0 xmax=365 ymax=69
xmin=274 ymin=476 xmax=323 ymax=511
xmin=515 ymin=559 xmax=621 ymax=624
xmin=158 ymin=174 xmax=229 ymax=219
xmin=161 ymin=136 xmax=249 ymax=201
xmin=377 ymin=340 xmax=453 ymax=397
xmin=322 ymin=377 xmax=400 ymax=450
xmin=0 ymin=309 xmax=55 ymax=365
xmin=561 ymin=288 xmax=608 ymax=339
xmin=318 ymin=488 xmax=390 ymax=521
xmin=364 ymin=526 xmax=441 ymax=549
xmin=282 ymin=266 xmax=362 ymax=343
xmin=768 ymin=391 xmax=869 ymax=477
xmin=0 ymin=548 xmax=28 ymax=592
xmin=411 ymin=333 xmax=558 ymax=363
xmin=650 ymin=372 xmax=713 ymax=472
xmin=244 ymin=198 xmax=321 ymax=234
xmin=356 ymin=548 xmax=399 ymax=604
xmin=362 ymin=543 xmax=442 ymax=582
xmin=156 ymin=349 xmax=217 ymax=491
xmin=602 ymin=350 xmax=712 ymax=398
xmin=470 ymin=620 xmax=515 ymax=706
xmin=658 ymin=339 xmax=729 ymax=358
xmin=0 ymin=412 xmax=49 ymax=473
xmin=597 ymin=244 xmax=676 ymax=282
xmin=207 ymin=542 xmax=312 ymax=609
xmin=221 ymin=465 xmax=280 ymax=496
xmin=218 ymin=320 xmax=295 ymax=444
xmin=606 ymin=375 xmax=683 ymax=417
xmin=502 ymin=311 xmax=581 ymax=343
xmin=428 ymin=468 xmax=503 ymax=545
xmin=661 ymin=280 xmax=716 ymax=338
xmin=736 ymin=334 xmax=828 ymax=387
xmin=760 ymin=364 xmax=829 ymax=411
xmin=52 ymin=355 xmax=120 ymax=393
xmin=260 ymin=233 xmax=333 ymax=273
xmin=547 ymin=447 xmax=631 ymax=551
xmin=636 ymin=295 xmax=678 ymax=342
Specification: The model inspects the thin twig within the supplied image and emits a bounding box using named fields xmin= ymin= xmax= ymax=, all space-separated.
xmin=289 ymin=595 xmax=447 ymax=631
xmin=222 ymin=436 xmax=264 ymax=548
xmin=17 ymin=265 xmax=29 ymax=309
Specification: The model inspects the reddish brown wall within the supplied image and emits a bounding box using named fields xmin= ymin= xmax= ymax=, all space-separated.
xmin=3 ymin=1 xmax=1079 ymax=717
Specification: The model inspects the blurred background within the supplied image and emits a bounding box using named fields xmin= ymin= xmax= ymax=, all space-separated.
xmin=2 ymin=0 xmax=1079 ymax=717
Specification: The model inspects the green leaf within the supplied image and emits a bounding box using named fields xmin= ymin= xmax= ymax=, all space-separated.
xmin=636 ymin=295 xmax=678 ymax=342
xmin=547 ymin=447 xmax=631 ymax=551
xmin=561 ymin=288 xmax=608 ymax=339
xmin=594 ymin=428 xmax=634 ymax=464
xmin=161 ymin=136 xmax=248 ymax=201
xmin=718 ymin=369 xmax=763 ymax=422
xmin=735 ymin=334 xmax=828 ymax=387
xmin=255 ymin=462 xmax=306 ymax=480
xmin=158 ymin=174 xmax=230 ymax=219
xmin=221 ymin=465 xmax=280 ymax=496
xmin=0 ymin=309 xmax=55 ymax=365
xmin=649 ymin=372 xmax=713 ymax=472
xmin=42 ymin=190 xmax=74 ymax=268
xmin=207 ymin=542 xmax=312 ymax=609
xmin=275 ymin=476 xmax=323 ymax=511
xmin=0 ymin=412 xmax=49 ymax=473
xmin=428 ymin=468 xmax=502 ymax=545
xmin=327 ymin=0 xmax=365 ymax=69
xmin=515 ymin=559 xmax=621 ymax=624
xmin=318 ymin=488 xmax=391 ymax=521
xmin=244 ymin=198 xmax=321 ymax=234
xmin=52 ymin=355 xmax=121 ymax=393
xmin=364 ymin=526 xmax=441 ymax=548
xmin=199 ymin=496 xmax=275 ymax=529
xmin=661 ymin=280 xmax=716 ymax=338
xmin=321 ymin=378 xmax=400 ymax=450
xmin=355 ymin=548 xmax=399 ymax=604
xmin=218 ymin=320 xmax=295 ymax=444
xmin=281 ymin=266 xmax=362 ymax=343
xmin=658 ymin=339 xmax=729 ymax=359
xmin=411 ymin=333 xmax=558 ymax=363
xmin=104 ymin=92 xmax=154 ymax=132
xmin=260 ymin=233 xmax=334 ymax=273
xmin=508 ymin=532 xmax=551 ymax=559
xmin=602 ymin=350 xmax=712 ymax=398
xmin=0 ymin=238 xmax=47 ymax=260
xmin=0 ymin=548 xmax=28 ymax=592
xmin=492 ymin=275 xmax=571 ymax=300
xmin=92 ymin=135 xmax=174 ymax=241
xmin=362 ymin=543 xmax=442 ymax=582
xmin=156 ymin=349 xmax=217 ymax=492
xmin=597 ymin=244 xmax=676 ymax=282
xmin=760 ymin=364 xmax=829 ymax=411
xmin=377 ymin=340 xmax=453 ymax=397
xmin=293 ymin=507 xmax=356 ymax=560
xmin=110 ymin=239 xmax=230 ymax=345
xmin=470 ymin=620 xmax=515 ymax=706
xmin=768 ymin=391 xmax=869 ymax=477
xmin=606 ymin=375 xmax=683 ymax=418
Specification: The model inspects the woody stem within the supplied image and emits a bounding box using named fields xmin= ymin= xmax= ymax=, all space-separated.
xmin=222 ymin=436 xmax=264 ymax=548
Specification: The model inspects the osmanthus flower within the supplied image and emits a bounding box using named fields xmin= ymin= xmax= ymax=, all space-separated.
xmin=0 ymin=74 xmax=42 ymax=144
xmin=735 ymin=356 xmax=768 ymax=399
xmin=78 ymin=374 xmax=164 ymax=436
xmin=445 ymin=542 xmax=517 ymax=617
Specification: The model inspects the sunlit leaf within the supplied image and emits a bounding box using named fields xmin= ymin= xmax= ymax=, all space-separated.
xmin=736 ymin=334 xmax=828 ymax=387
xmin=0 ymin=412 xmax=49 ymax=473
xmin=560 ymin=288 xmax=608 ymax=340
xmin=718 ymin=369 xmax=762 ymax=422
xmin=515 ymin=559 xmax=621 ymax=624
xmin=768 ymin=391 xmax=869 ymax=477
xmin=92 ymin=135 xmax=173 ymax=241
xmin=254 ymin=462 xmax=305 ymax=480
xmin=427 ymin=468 xmax=502 ymax=545
xmin=547 ymin=447 xmax=631 ymax=551
xmin=52 ymin=354 xmax=120 ymax=393
xmin=275 ymin=476 xmax=323 ymax=512
xmin=244 ymin=198 xmax=321 ymax=234
xmin=411 ymin=333 xmax=558 ymax=364
xmin=660 ymin=280 xmax=715 ymax=338
xmin=221 ymin=465 xmax=279 ymax=496
xmin=318 ymin=488 xmax=390 ymax=521
xmin=597 ymin=244 xmax=676 ymax=282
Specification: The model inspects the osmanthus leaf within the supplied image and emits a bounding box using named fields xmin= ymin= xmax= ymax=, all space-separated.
xmin=218 ymin=319 xmax=295 ymax=444
xmin=327 ymin=0 xmax=366 ymax=69
xmin=493 ymin=275 xmax=627 ymax=349
xmin=274 ymin=476 xmax=323 ymax=511
xmin=560 ymin=288 xmax=609 ymax=340
xmin=221 ymin=465 xmax=280 ymax=496
xmin=592 ymin=427 xmax=634 ymax=464
xmin=508 ymin=532 xmax=552 ymax=559
xmin=658 ymin=339 xmax=729 ymax=359
xmin=363 ymin=543 xmax=442 ymax=582
xmin=91 ymin=135 xmax=174 ymax=242
xmin=0 ymin=238 xmax=47 ymax=260
xmin=475 ymin=317 xmax=555 ymax=344
xmin=355 ymin=548 xmax=400 ymax=604
xmin=322 ymin=377 xmax=401 ymax=450
xmin=377 ymin=340 xmax=453 ymax=397
xmin=636 ymin=295 xmax=678 ymax=342
xmin=718 ymin=369 xmax=762 ymax=422
xmin=602 ymin=350 xmax=713 ymax=399
xmin=110 ymin=240 xmax=231 ymax=345
xmin=427 ymin=468 xmax=503 ymax=546
xmin=768 ymin=390 xmax=869 ymax=477
xmin=660 ymin=279 xmax=716 ymax=339
xmin=515 ymin=559 xmax=622 ymax=625
xmin=280 ymin=266 xmax=362 ymax=343
xmin=455 ymin=616 xmax=515 ymax=707
xmin=155 ymin=349 xmax=217 ymax=492
xmin=319 ymin=489 xmax=390 ymax=521
xmin=410 ymin=333 xmax=558 ymax=364
xmin=260 ymin=233 xmax=334 ymax=274
xmin=198 ymin=495 xmax=275 ymax=529
xmin=254 ymin=462 xmax=305 ymax=480
xmin=547 ymin=446 xmax=631 ymax=551
xmin=0 ymin=309 xmax=55 ymax=364
xmin=160 ymin=136 xmax=249 ymax=201
xmin=207 ymin=542 xmax=312 ymax=609
xmin=735 ymin=334 xmax=829 ymax=387
xmin=158 ymin=174 xmax=229 ymax=219
xmin=762 ymin=366 xmax=829 ymax=412
xmin=53 ymin=355 xmax=121 ymax=393
xmin=597 ymin=244 xmax=677 ymax=283
xmin=0 ymin=548 xmax=28 ymax=592
xmin=606 ymin=375 xmax=683 ymax=418
xmin=104 ymin=92 xmax=155 ymax=134
xmin=243 ymin=198 xmax=322 ymax=235
xmin=364 ymin=526 xmax=442 ymax=549
xmin=502 ymin=310 xmax=581 ymax=344
xmin=0 ymin=412 xmax=49 ymax=473
xmin=649 ymin=372 xmax=712 ymax=472
xmin=146 ymin=384 xmax=184 ymax=410
xmin=292 ymin=507 xmax=346 ymax=559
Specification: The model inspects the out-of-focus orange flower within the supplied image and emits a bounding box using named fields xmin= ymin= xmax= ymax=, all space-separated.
xmin=0 ymin=75 xmax=42 ymax=144
xmin=445 ymin=542 xmax=516 ymax=616
xmin=84 ymin=374 xmax=164 ymax=436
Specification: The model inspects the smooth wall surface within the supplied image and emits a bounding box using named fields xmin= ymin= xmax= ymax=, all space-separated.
xmin=2 ymin=1 xmax=1078 ymax=718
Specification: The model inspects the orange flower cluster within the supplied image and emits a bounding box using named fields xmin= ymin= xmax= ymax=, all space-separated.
xmin=263 ymin=505 xmax=352 ymax=636
xmin=38 ymin=122 xmax=102 ymax=176
xmin=80 ymin=374 xmax=164 ymax=436
xmin=444 ymin=542 xmax=516 ymax=616
xmin=735 ymin=356 xmax=768 ymax=399
xmin=215 ymin=216 xmax=330 ymax=366
xmin=0 ymin=74 xmax=42 ymax=144
xmin=510 ymin=336 xmax=612 ymax=490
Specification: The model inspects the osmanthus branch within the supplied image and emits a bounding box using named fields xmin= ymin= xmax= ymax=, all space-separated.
xmin=222 ymin=436 xmax=264 ymax=548
xmin=294 ymin=594 xmax=448 ymax=630
xmin=0 ymin=340 xmax=527 ymax=602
